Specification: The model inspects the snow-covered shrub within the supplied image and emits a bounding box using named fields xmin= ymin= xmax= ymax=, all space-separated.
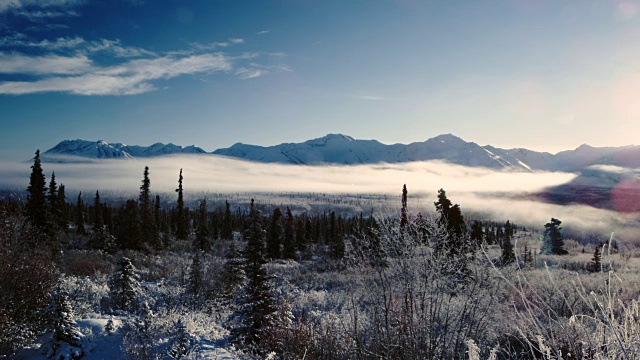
xmin=41 ymin=290 xmax=87 ymax=360
xmin=166 ymin=319 xmax=198 ymax=359
xmin=104 ymin=317 xmax=116 ymax=336
xmin=61 ymin=274 xmax=109 ymax=316
xmin=121 ymin=302 xmax=157 ymax=360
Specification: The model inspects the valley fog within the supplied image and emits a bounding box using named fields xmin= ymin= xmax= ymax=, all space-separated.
xmin=2 ymin=155 xmax=639 ymax=244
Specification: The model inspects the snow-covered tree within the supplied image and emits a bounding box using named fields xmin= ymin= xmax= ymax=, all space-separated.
xmin=167 ymin=319 xmax=197 ymax=359
xmin=540 ymin=218 xmax=567 ymax=255
xmin=107 ymin=257 xmax=141 ymax=313
xmin=43 ymin=290 xmax=85 ymax=360
xmin=230 ymin=199 xmax=276 ymax=354
xmin=104 ymin=317 xmax=115 ymax=336
xmin=122 ymin=302 xmax=155 ymax=360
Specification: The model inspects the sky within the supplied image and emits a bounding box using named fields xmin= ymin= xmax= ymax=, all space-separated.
xmin=2 ymin=0 xmax=640 ymax=160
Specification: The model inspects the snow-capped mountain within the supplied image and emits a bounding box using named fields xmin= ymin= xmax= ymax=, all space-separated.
xmin=42 ymin=139 xmax=206 ymax=162
xmin=42 ymin=134 xmax=640 ymax=172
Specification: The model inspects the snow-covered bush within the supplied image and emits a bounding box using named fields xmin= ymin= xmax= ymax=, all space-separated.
xmin=41 ymin=290 xmax=87 ymax=360
xmin=166 ymin=319 xmax=198 ymax=359
xmin=121 ymin=302 xmax=157 ymax=360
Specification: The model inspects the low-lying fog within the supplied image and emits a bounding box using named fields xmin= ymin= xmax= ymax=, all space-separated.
xmin=2 ymin=155 xmax=639 ymax=244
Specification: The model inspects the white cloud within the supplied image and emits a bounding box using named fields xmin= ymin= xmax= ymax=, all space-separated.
xmin=256 ymin=30 xmax=269 ymax=35
xmin=235 ymin=67 xmax=267 ymax=80
xmin=0 ymin=53 xmax=232 ymax=95
xmin=0 ymin=35 xmax=155 ymax=58
xmin=0 ymin=52 xmax=92 ymax=74
xmin=0 ymin=0 xmax=85 ymax=18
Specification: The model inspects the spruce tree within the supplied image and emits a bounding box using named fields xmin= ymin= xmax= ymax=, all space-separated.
xmin=26 ymin=150 xmax=49 ymax=230
xmin=108 ymin=257 xmax=141 ymax=313
xmin=45 ymin=290 xmax=84 ymax=359
xmin=47 ymin=172 xmax=60 ymax=231
xmin=187 ymin=252 xmax=203 ymax=308
xmin=434 ymin=188 xmax=466 ymax=256
xmin=221 ymin=201 xmax=233 ymax=240
xmin=470 ymin=220 xmax=484 ymax=246
xmin=540 ymin=218 xmax=567 ymax=255
xmin=591 ymin=244 xmax=602 ymax=272
xmin=230 ymin=199 xmax=275 ymax=353
xmin=501 ymin=221 xmax=515 ymax=265
xmin=93 ymin=190 xmax=104 ymax=231
xmin=167 ymin=319 xmax=196 ymax=359
xmin=57 ymin=184 xmax=69 ymax=231
xmin=139 ymin=166 xmax=158 ymax=248
xmin=117 ymin=199 xmax=142 ymax=250
xmin=266 ymin=207 xmax=282 ymax=259
xmin=400 ymin=184 xmax=408 ymax=228
xmin=282 ymin=207 xmax=296 ymax=259
xmin=175 ymin=169 xmax=188 ymax=240
xmin=194 ymin=199 xmax=211 ymax=252
xmin=75 ymin=192 xmax=85 ymax=235
xmin=222 ymin=239 xmax=245 ymax=303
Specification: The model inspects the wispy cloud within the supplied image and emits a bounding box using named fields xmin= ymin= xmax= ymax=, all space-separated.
xmin=256 ymin=30 xmax=269 ymax=35
xmin=0 ymin=31 xmax=290 ymax=94
xmin=0 ymin=0 xmax=85 ymax=19
xmin=354 ymin=95 xmax=385 ymax=101
xmin=0 ymin=35 xmax=155 ymax=57
xmin=235 ymin=67 xmax=268 ymax=80
xmin=0 ymin=53 xmax=232 ymax=95
xmin=0 ymin=52 xmax=92 ymax=74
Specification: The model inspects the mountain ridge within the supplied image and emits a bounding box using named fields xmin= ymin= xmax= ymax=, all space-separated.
xmin=42 ymin=134 xmax=640 ymax=172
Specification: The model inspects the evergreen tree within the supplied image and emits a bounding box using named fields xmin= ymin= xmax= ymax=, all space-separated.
xmin=591 ymin=244 xmax=602 ymax=272
xmin=221 ymin=201 xmax=233 ymax=240
xmin=400 ymin=184 xmax=408 ymax=228
xmin=47 ymin=172 xmax=60 ymax=231
xmin=117 ymin=199 xmax=142 ymax=250
xmin=295 ymin=217 xmax=306 ymax=251
xmin=187 ymin=252 xmax=203 ymax=308
xmin=434 ymin=188 xmax=466 ymax=256
xmin=540 ymin=218 xmax=567 ymax=255
xmin=167 ymin=319 xmax=196 ymax=359
xmin=108 ymin=257 xmax=141 ymax=312
xmin=282 ymin=207 xmax=296 ymax=259
xmin=26 ymin=150 xmax=49 ymax=230
xmin=57 ymin=184 xmax=69 ymax=231
xmin=175 ymin=169 xmax=188 ymax=240
xmin=45 ymin=290 xmax=84 ymax=359
xmin=221 ymin=239 xmax=245 ymax=302
xmin=122 ymin=302 xmax=155 ymax=360
xmin=93 ymin=190 xmax=104 ymax=231
xmin=230 ymin=199 xmax=275 ymax=353
xmin=75 ymin=192 xmax=85 ymax=235
xmin=470 ymin=220 xmax=484 ymax=246
xmin=194 ymin=199 xmax=211 ymax=252
xmin=154 ymin=195 xmax=161 ymax=236
xmin=139 ymin=166 xmax=158 ymax=248
xmin=266 ymin=207 xmax=282 ymax=259
xmin=501 ymin=221 xmax=515 ymax=265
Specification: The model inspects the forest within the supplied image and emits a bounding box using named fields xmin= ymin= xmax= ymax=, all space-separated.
xmin=1 ymin=150 xmax=639 ymax=359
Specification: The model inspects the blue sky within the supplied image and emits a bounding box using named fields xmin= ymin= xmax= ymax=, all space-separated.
xmin=1 ymin=0 xmax=640 ymax=160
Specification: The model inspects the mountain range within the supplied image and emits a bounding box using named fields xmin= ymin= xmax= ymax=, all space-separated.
xmin=42 ymin=134 xmax=640 ymax=172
